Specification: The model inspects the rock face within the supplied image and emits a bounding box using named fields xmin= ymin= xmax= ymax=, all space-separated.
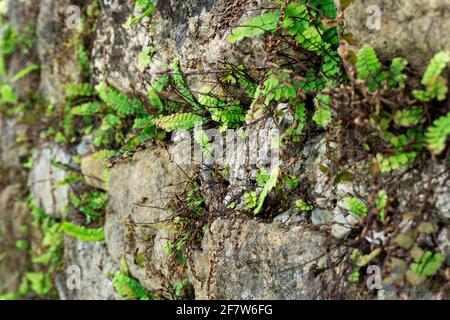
xmin=1 ymin=0 xmax=450 ymax=301
xmin=57 ymin=237 xmax=116 ymax=300
xmin=28 ymin=144 xmax=72 ymax=218
xmin=106 ymin=146 xmax=195 ymax=290
xmin=335 ymin=0 xmax=450 ymax=71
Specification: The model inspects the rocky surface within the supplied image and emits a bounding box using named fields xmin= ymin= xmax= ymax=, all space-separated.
xmin=0 ymin=0 xmax=449 ymax=300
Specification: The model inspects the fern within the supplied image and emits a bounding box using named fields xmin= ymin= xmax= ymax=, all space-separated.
xmin=374 ymin=152 xmax=417 ymax=173
xmin=313 ymin=94 xmax=332 ymax=127
xmin=60 ymin=221 xmax=105 ymax=241
xmin=112 ymin=271 xmax=150 ymax=300
xmin=96 ymin=82 xmax=146 ymax=116
xmin=388 ymin=58 xmax=408 ymax=88
xmin=425 ymin=111 xmax=450 ymax=154
xmin=254 ymin=165 xmax=280 ymax=215
xmin=156 ymin=113 xmax=203 ymax=131
xmin=393 ymin=107 xmax=424 ymax=127
xmin=65 ymin=83 xmax=96 ymax=99
xmin=148 ymin=75 xmax=169 ymax=110
xmin=344 ymin=197 xmax=367 ymax=217
xmin=194 ymin=130 xmax=214 ymax=157
xmin=227 ymin=11 xmax=281 ymax=43
xmin=125 ymin=0 xmax=155 ymax=26
xmin=413 ymin=51 xmax=450 ymax=101
xmin=171 ymin=58 xmax=201 ymax=111
xmin=198 ymin=88 xmax=245 ymax=129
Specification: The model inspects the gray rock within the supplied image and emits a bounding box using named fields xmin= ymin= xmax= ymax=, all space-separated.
xmin=28 ymin=144 xmax=71 ymax=218
xmin=335 ymin=0 xmax=450 ymax=72
xmin=0 ymin=184 xmax=30 ymax=293
xmin=331 ymin=213 xmax=359 ymax=239
xmin=190 ymin=218 xmax=338 ymax=299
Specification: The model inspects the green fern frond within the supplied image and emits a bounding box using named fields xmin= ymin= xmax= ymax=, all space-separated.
xmin=112 ymin=272 xmax=150 ymax=300
xmin=171 ymin=59 xmax=202 ymax=111
xmin=425 ymin=111 xmax=450 ymax=155
xmin=96 ymin=82 xmax=146 ymax=116
xmin=156 ymin=113 xmax=203 ymax=131
xmin=374 ymin=152 xmax=417 ymax=173
xmin=344 ymin=197 xmax=367 ymax=217
xmin=70 ymin=102 xmax=103 ymax=116
xmin=148 ymin=75 xmax=169 ymax=110
xmin=254 ymin=165 xmax=280 ymax=215
xmin=60 ymin=221 xmax=105 ymax=241
xmin=393 ymin=107 xmax=424 ymax=127
xmin=227 ymin=11 xmax=281 ymax=43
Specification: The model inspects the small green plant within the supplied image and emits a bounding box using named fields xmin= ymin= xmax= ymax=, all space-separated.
xmin=112 ymin=259 xmax=151 ymax=300
xmin=375 ymin=190 xmax=388 ymax=222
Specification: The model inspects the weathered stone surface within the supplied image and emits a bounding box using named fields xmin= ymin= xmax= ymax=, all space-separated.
xmin=335 ymin=0 xmax=450 ymax=72
xmin=36 ymin=0 xmax=82 ymax=103
xmin=80 ymin=154 xmax=106 ymax=190
xmin=28 ymin=143 xmax=71 ymax=218
xmin=56 ymin=236 xmax=116 ymax=300
xmin=0 ymin=184 xmax=30 ymax=294
xmin=190 ymin=218 xmax=338 ymax=299
xmin=106 ymin=146 xmax=195 ymax=290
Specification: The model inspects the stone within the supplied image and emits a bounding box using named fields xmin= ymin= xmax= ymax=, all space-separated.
xmin=190 ymin=218 xmax=339 ymax=299
xmin=56 ymin=236 xmax=117 ymax=300
xmin=28 ymin=143 xmax=72 ymax=218
xmin=335 ymin=0 xmax=450 ymax=73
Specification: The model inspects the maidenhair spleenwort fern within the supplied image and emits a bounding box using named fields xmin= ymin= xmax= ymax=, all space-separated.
xmin=60 ymin=221 xmax=105 ymax=241
xmin=96 ymin=82 xmax=146 ymax=117
xmin=425 ymin=111 xmax=450 ymax=155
